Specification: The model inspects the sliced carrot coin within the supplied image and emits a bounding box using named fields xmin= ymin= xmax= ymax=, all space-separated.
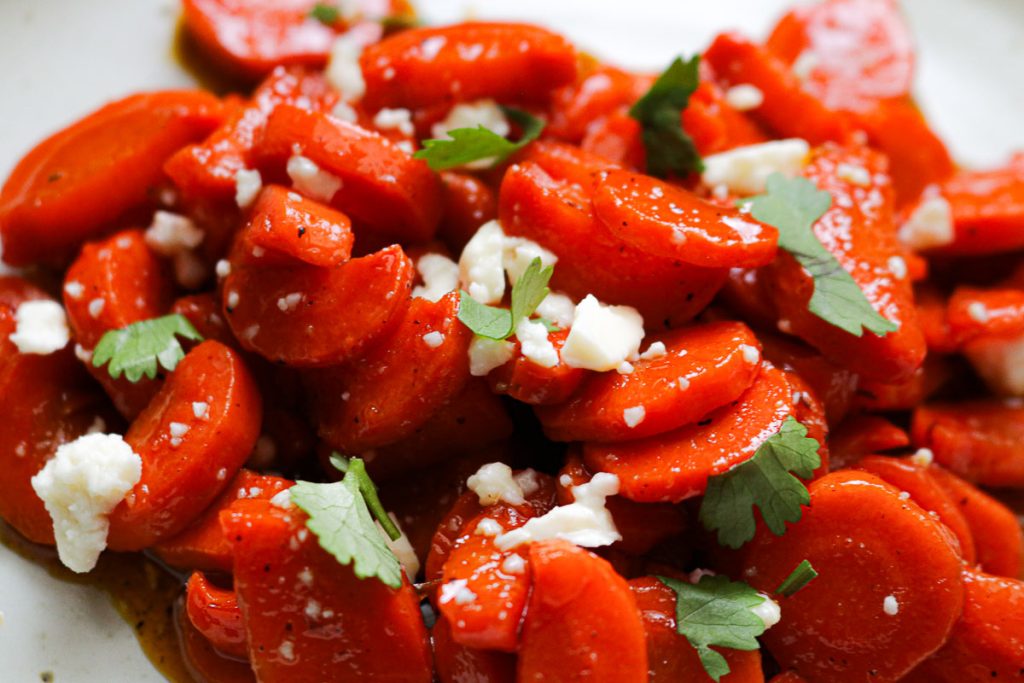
xmin=438 ymin=171 xmax=497 ymax=254
xmin=932 ymin=162 xmax=1024 ymax=256
xmin=177 ymin=602 xmax=256 ymax=683
xmin=488 ymin=328 xmax=586 ymax=406
xmin=186 ymin=571 xmax=248 ymax=659
xmin=548 ymin=63 xmax=649 ymax=143
xmin=241 ymin=185 xmax=354 ymax=267
xmin=827 ymin=414 xmax=909 ymax=469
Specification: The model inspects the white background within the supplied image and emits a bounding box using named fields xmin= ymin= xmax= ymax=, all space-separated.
xmin=0 ymin=0 xmax=1022 ymax=679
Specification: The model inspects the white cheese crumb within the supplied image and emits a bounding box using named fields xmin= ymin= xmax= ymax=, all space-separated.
xmin=474 ymin=518 xmax=504 ymax=537
xmin=967 ymin=302 xmax=990 ymax=324
xmin=887 ymin=255 xmax=908 ymax=280
xmin=88 ymin=298 xmax=105 ymax=318
xmin=535 ymin=292 xmax=576 ymax=328
xmin=270 ymin=488 xmax=293 ymax=509
xmin=515 ymin=469 xmax=541 ymax=496
xmin=617 ymin=361 xmax=635 ymax=374
xmin=373 ymin=107 xmax=415 ymax=136
xmin=623 ymin=406 xmax=646 ymax=428
xmin=276 ymin=292 xmax=303 ymax=312
xmin=432 ymin=99 xmax=510 ymax=140
xmin=792 ymin=50 xmax=819 ymax=81
xmin=326 ymin=32 xmax=367 ymax=101
xmin=753 ymin=594 xmax=782 ymax=629
xmin=9 ymin=300 xmax=69 ymax=355
xmin=965 ymin=333 xmax=1024 ymax=396
xmin=192 ymin=402 xmax=210 ymax=420
xmin=467 ymin=462 xmax=525 ymax=506
xmin=724 ymin=84 xmax=764 ymax=111
xmin=412 ymin=253 xmax=460 ymax=302
xmin=898 ymin=195 xmax=954 ymax=251
xmin=898 ymin=491 xmax=911 ymax=501
xmin=639 ymin=341 xmax=667 ymax=361
xmin=702 ymin=139 xmax=811 ymax=196
xmin=234 ymin=169 xmax=263 ymax=209
xmin=459 ymin=220 xmax=507 ymax=304
xmin=739 ymin=344 xmax=761 ymax=364
xmin=561 ymin=295 xmax=645 ymax=372
xmin=64 ymin=281 xmax=84 ymax=300
xmin=837 ymin=163 xmax=872 ymax=187
xmin=909 ymin=448 xmax=934 ymax=467
xmin=502 ymin=236 xmax=558 ymax=285
xmin=331 ymin=101 xmax=359 ymax=123
xmin=515 ymin=318 xmax=559 ymax=368
xmin=145 ymin=211 xmax=204 ymax=256
xmin=287 ymin=155 xmax=342 ymax=203
xmin=883 ymin=595 xmax=899 ymax=616
xmin=30 ymin=433 xmax=142 ymax=573
xmin=439 ymin=578 xmax=477 ymax=605
xmin=468 ymin=336 xmax=516 ymax=376
xmin=501 ymin=554 xmax=526 ymax=575
xmin=422 ymin=331 xmax=445 ymax=348
xmin=215 ymin=259 xmax=232 ymax=279
xmin=278 ymin=640 xmax=295 ymax=662
xmin=494 ymin=473 xmax=622 ymax=550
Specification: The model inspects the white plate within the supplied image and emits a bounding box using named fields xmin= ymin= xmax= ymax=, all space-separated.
xmin=1 ymin=0 xmax=1022 ymax=679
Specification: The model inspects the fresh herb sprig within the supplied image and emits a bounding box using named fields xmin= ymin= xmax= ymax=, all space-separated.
xmin=457 ymin=257 xmax=553 ymax=339
xmin=415 ymin=107 xmax=545 ymax=171
xmin=629 ymin=55 xmax=703 ymax=178
xmin=92 ymin=314 xmax=203 ymax=382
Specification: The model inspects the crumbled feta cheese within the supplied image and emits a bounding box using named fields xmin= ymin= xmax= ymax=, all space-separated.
xmin=64 ymin=281 xmax=85 ymax=300
xmin=501 ymin=554 xmax=526 ymax=575
xmin=792 ymin=50 xmax=819 ymax=80
xmin=234 ymin=169 xmax=263 ymax=209
xmin=898 ymin=195 xmax=954 ymax=251
xmin=724 ymin=84 xmax=764 ymax=111
xmin=412 ymin=253 xmax=460 ymax=302
xmin=287 ymin=155 xmax=342 ymax=203
xmin=739 ymin=344 xmax=761 ymax=364
xmin=459 ymin=220 xmax=507 ymax=304
xmin=331 ymin=101 xmax=359 ymax=123
xmin=837 ymin=163 xmax=872 ymax=187
xmin=88 ymin=298 xmax=105 ymax=319
xmin=753 ymin=594 xmax=782 ymax=629
xmin=535 ymin=292 xmax=576 ymax=328
xmin=887 ymin=255 xmax=908 ymax=280
xmin=967 ymin=302 xmax=990 ymax=324
xmin=192 ymin=402 xmax=209 ymax=420
xmin=494 ymin=473 xmax=622 ymax=550
xmin=617 ymin=361 xmax=635 ymax=374
xmin=502 ymin=237 xmax=558 ymax=285
xmin=372 ymin=107 xmax=415 ymax=136
xmin=560 ymin=295 xmax=645 ymax=372
xmin=278 ymin=640 xmax=295 ymax=662
xmin=326 ymin=32 xmax=367 ymax=100
xmin=883 ymin=595 xmax=899 ymax=616
xmin=422 ymin=331 xmax=445 ymax=348
xmin=467 ymin=462 xmax=525 ymax=506
xmin=431 ymin=99 xmax=510 ymax=140
xmin=909 ymin=448 xmax=934 ymax=467
xmin=702 ymin=139 xmax=811 ymax=196
xmin=898 ymin=491 xmax=911 ymax=501
xmin=514 ymin=469 xmax=541 ymax=496
xmin=276 ymin=292 xmax=304 ymax=313
xmin=515 ymin=318 xmax=559 ymax=368
xmin=965 ymin=333 xmax=1024 ymax=396
xmin=419 ymin=35 xmax=447 ymax=61
xmin=639 ymin=341 xmax=667 ymax=361
xmin=145 ymin=211 xmax=204 ymax=256
xmin=9 ymin=300 xmax=69 ymax=355
xmin=474 ymin=518 xmax=504 ymax=537
xmin=215 ymin=259 xmax=232 ymax=279
xmin=623 ymin=406 xmax=646 ymax=428
xmin=31 ymin=433 xmax=143 ymax=573
xmin=468 ymin=336 xmax=516 ymax=376
xmin=270 ymin=488 xmax=293 ymax=509
xmin=439 ymin=579 xmax=477 ymax=606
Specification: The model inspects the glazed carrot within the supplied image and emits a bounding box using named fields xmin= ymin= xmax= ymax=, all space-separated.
xmin=438 ymin=171 xmax=498 ymax=254
xmin=186 ymin=572 xmax=248 ymax=659
xmin=360 ymin=23 xmax=577 ymax=109
xmin=741 ymin=471 xmax=965 ymax=683
xmin=946 ymin=286 xmax=1024 ymax=344
xmin=154 ymin=469 xmax=291 ymax=572
xmin=518 ymin=539 xmax=647 ymax=682
xmin=930 ymin=162 xmax=1024 ymax=256
xmin=682 ymin=79 xmax=770 ymax=156
xmin=547 ymin=63 xmax=649 ymax=143
xmin=63 ymin=229 xmax=172 ymax=418
xmin=178 ymin=603 xmax=256 ymax=683
xmin=855 ymin=455 xmax=976 ymax=563
xmin=222 ymin=499 xmax=433 ymax=683
xmin=758 ymin=329 xmax=858 ymax=424
xmin=515 ymin=139 xmax=618 ymax=188
xmin=499 ymin=161 xmax=727 ymax=327
xmin=579 ymin=111 xmax=645 ymax=169
xmin=223 ymin=244 xmax=414 ymax=367
xmin=256 ymin=105 xmax=443 ymax=244
xmin=538 ymin=322 xmax=762 ymax=442
xmin=928 ymin=465 xmax=1024 ymax=578
xmin=592 ymin=170 xmax=779 ymax=267
xmin=854 ymin=356 xmax=952 ymax=412
xmin=628 ymin=576 xmax=765 ymax=683
xmin=426 ymin=490 xmax=486 ymax=581
xmin=912 ymin=399 xmax=1024 ymax=487
xmin=488 ymin=329 xmax=586 ymax=406
xmin=171 ymin=292 xmax=237 ymax=347
xmin=432 ymin=616 xmax=516 ymax=683
xmin=240 ymin=185 xmax=354 ymax=267
xmin=311 ymin=291 xmax=472 ymax=452
xmin=827 ymin=415 xmax=909 ymax=469
xmin=902 ymin=569 xmax=1024 ymax=682
xmin=767 ymin=674 xmax=808 ymax=683
xmin=0 ymin=91 xmax=223 ymax=266
xmin=107 ymin=340 xmax=262 ymax=550
xmin=583 ymin=365 xmax=794 ymax=503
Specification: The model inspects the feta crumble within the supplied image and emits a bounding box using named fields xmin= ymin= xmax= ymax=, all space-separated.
xmin=623 ymin=406 xmax=646 ymax=428
xmin=468 ymin=336 xmax=516 ymax=376
xmin=560 ymin=295 xmax=645 ymax=372
xmin=535 ymin=292 xmax=576 ymax=328
xmin=326 ymin=32 xmax=368 ymax=100
xmin=467 ymin=462 xmax=525 ymax=506
xmin=431 ymin=99 xmax=510 ymax=140
xmin=412 ymin=253 xmax=460 ymax=302
xmin=439 ymin=578 xmax=477 ymax=605
xmin=702 ymin=139 xmax=811 ymax=196
xmin=898 ymin=195 xmax=954 ymax=251
xmin=373 ymin=107 xmax=415 ymax=136
xmin=144 ymin=211 xmax=204 ymax=256
xmin=9 ymin=300 xmax=69 ymax=355
xmin=287 ymin=155 xmax=342 ymax=203
xmin=724 ymin=84 xmax=764 ymax=111
xmin=234 ymin=169 xmax=263 ymax=209
xmin=515 ymin=318 xmax=559 ymax=368
xmin=459 ymin=220 xmax=507 ymax=304
xmin=753 ymin=594 xmax=782 ymax=629
xmin=422 ymin=331 xmax=445 ymax=348
xmin=883 ymin=595 xmax=899 ymax=616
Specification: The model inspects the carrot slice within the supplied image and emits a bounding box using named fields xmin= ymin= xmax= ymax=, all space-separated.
xmin=107 ymin=341 xmax=262 ymax=550
xmin=222 ymin=499 xmax=433 ymax=683
xmin=241 ymin=185 xmax=354 ymax=267
xmin=741 ymin=471 xmax=965 ymax=683
xmin=928 ymin=465 xmax=1024 ymax=578
xmin=361 ymin=23 xmax=577 ymax=109
xmin=827 ymin=415 xmax=909 ymax=469
xmin=433 ymin=616 xmax=516 ymax=683
xmin=518 ymin=539 xmax=647 ymax=682
xmin=931 ymin=162 xmax=1024 ymax=256
xmin=629 ymin=576 xmax=765 ymax=683
xmin=912 ymin=399 xmax=1024 ymax=487
xmin=178 ymin=602 xmax=256 ymax=683
xmin=0 ymin=91 xmax=223 ymax=266
xmin=538 ymin=322 xmax=762 ymax=442
xmin=311 ymin=291 xmax=472 ymax=452
xmin=438 ymin=171 xmax=497 ymax=254
xmin=584 ymin=365 xmax=794 ymax=503
xmin=903 ymin=569 xmax=1024 ymax=682
xmin=548 ymin=64 xmax=649 ymax=143
xmin=186 ymin=572 xmax=248 ymax=659
xmin=947 ymin=286 xmax=1024 ymax=344
xmin=171 ymin=292 xmax=237 ymax=348
xmin=488 ymin=328 xmax=586 ymax=406
xmin=593 ymin=170 xmax=779 ymax=268
xmin=223 ymin=244 xmax=413 ymax=367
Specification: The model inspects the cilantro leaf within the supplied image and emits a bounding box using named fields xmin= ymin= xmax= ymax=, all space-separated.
xmin=629 ymin=55 xmax=703 ymax=178
xmin=657 ymin=574 xmax=769 ymax=682
xmin=699 ymin=416 xmax=822 ymax=549
xmin=309 ymin=3 xmax=340 ymax=24
xmin=745 ymin=173 xmax=899 ymax=337
xmin=457 ymin=257 xmax=554 ymax=339
xmin=414 ymin=107 xmax=544 ymax=171
xmin=91 ymin=314 xmax=203 ymax=383
xmin=291 ymin=458 xmax=403 ymax=588
xmin=776 ymin=559 xmax=818 ymax=597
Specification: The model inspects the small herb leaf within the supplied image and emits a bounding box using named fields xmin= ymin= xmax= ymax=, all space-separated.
xmin=629 ymin=55 xmax=703 ymax=178
xmin=776 ymin=559 xmax=818 ymax=597
xmin=414 ymin=107 xmax=545 ymax=171
xmin=509 ymin=257 xmax=554 ymax=329
xmin=310 ymin=3 xmax=340 ymax=24
xmin=699 ymin=416 xmax=822 ymax=549
xmin=457 ymin=292 xmax=514 ymax=339
xmin=457 ymin=258 xmax=555 ymax=340
xmin=91 ymin=314 xmax=203 ymax=383
xmin=745 ymin=173 xmax=899 ymax=337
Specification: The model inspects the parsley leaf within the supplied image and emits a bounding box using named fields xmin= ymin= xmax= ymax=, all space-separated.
xmin=629 ymin=55 xmax=703 ymax=178
xmin=291 ymin=457 xmax=403 ymax=588
xmin=657 ymin=574 xmax=770 ymax=682
xmin=309 ymin=3 xmax=340 ymax=24
xmin=457 ymin=257 xmax=554 ymax=339
xmin=745 ymin=174 xmax=899 ymax=337
xmin=414 ymin=107 xmax=545 ymax=171
xmin=699 ymin=416 xmax=822 ymax=549
xmin=776 ymin=559 xmax=818 ymax=597
xmin=92 ymin=314 xmax=203 ymax=383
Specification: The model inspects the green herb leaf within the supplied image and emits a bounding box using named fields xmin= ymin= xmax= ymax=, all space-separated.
xmin=657 ymin=574 xmax=769 ymax=682
xmin=699 ymin=416 xmax=822 ymax=549
xmin=776 ymin=559 xmax=818 ymax=597
xmin=629 ymin=55 xmax=703 ymax=178
xmin=509 ymin=257 xmax=554 ymax=328
xmin=745 ymin=173 xmax=899 ymax=337
xmin=414 ymin=107 xmax=544 ymax=171
xmin=457 ymin=258 xmax=554 ymax=340
xmin=309 ymin=3 xmax=340 ymax=24
xmin=457 ymin=292 xmax=514 ymax=339
xmin=91 ymin=314 xmax=203 ymax=383
xmin=291 ymin=457 xmax=403 ymax=588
